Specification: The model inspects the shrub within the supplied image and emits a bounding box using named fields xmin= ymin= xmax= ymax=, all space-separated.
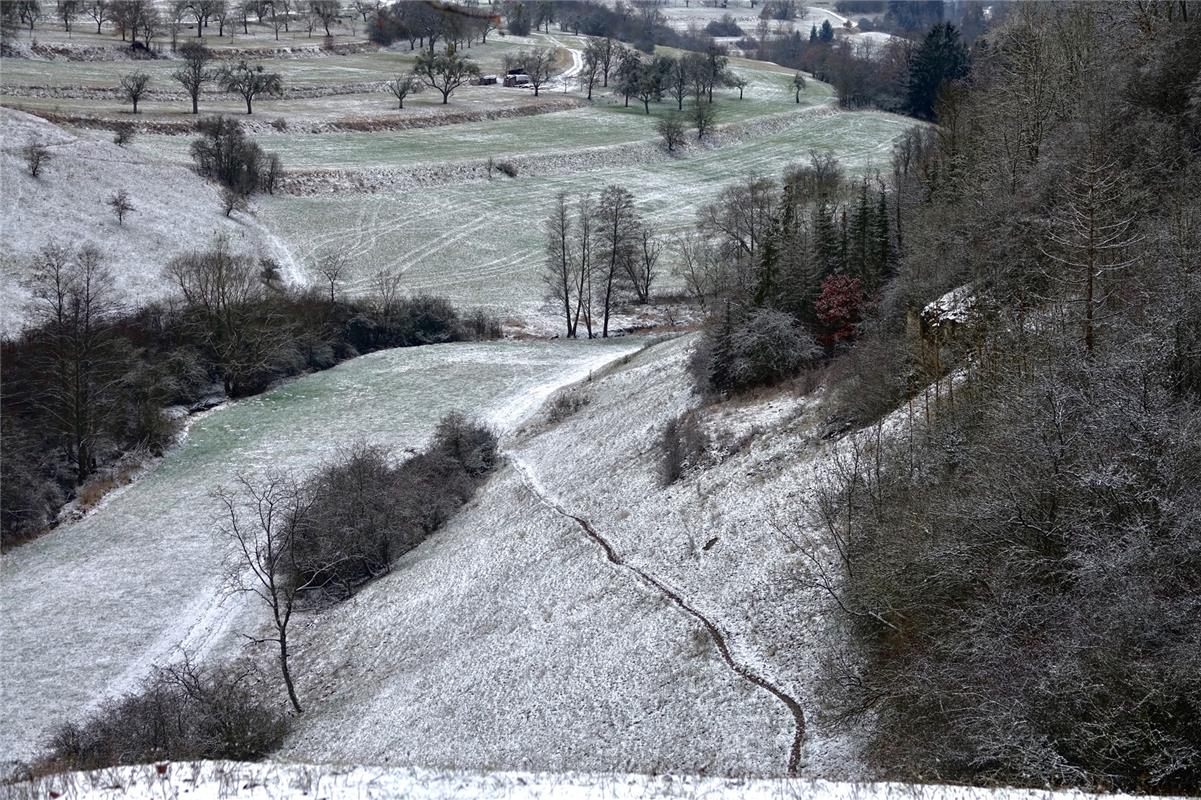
xmin=289 ymin=414 xmax=498 ymax=600
xmin=695 ymin=307 xmax=820 ymax=395
xmin=23 ymin=143 xmax=49 ymax=177
xmin=658 ymin=411 xmax=709 ymax=486
xmin=112 ymin=124 xmax=136 ymax=147
xmin=190 ymin=116 xmax=281 ymax=196
xmin=495 ymin=160 xmax=518 ymax=178
xmin=38 ymin=660 xmax=286 ymax=773
xmin=705 ymin=14 xmax=744 ymax=37
xmin=547 ymin=390 xmax=589 ymax=423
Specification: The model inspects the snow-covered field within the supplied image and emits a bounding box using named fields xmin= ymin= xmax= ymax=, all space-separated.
xmin=0 ymin=108 xmax=296 ymax=334
xmin=256 ymin=110 xmax=915 ymax=329
xmin=10 ymin=762 xmax=1192 ymax=800
xmin=0 ymin=338 xmax=640 ymax=766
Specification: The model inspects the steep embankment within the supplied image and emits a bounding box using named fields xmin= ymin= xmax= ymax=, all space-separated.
xmin=278 ymin=335 xmax=859 ymax=777
xmin=0 ymin=108 xmax=297 ymax=334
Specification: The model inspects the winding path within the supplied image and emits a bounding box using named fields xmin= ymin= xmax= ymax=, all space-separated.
xmin=509 ymin=455 xmax=807 ymax=777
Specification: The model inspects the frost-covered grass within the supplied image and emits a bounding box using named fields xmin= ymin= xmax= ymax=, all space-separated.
xmin=0 ymin=108 xmax=294 ymax=334
xmin=255 ymin=110 xmax=915 ymax=328
xmin=0 ymin=338 xmax=639 ymax=765
xmin=11 ymin=761 xmax=1191 ymax=800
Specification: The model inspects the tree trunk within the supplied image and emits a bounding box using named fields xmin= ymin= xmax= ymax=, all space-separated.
xmin=278 ymin=632 xmax=303 ymax=713
xmin=246 ymin=97 xmax=253 ymax=113
xmin=192 ymin=93 xmax=199 ymax=113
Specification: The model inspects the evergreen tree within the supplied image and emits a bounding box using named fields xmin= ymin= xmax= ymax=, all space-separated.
xmin=819 ymin=19 xmax=835 ymax=42
xmin=755 ymin=183 xmax=799 ymax=306
xmin=847 ymin=180 xmax=873 ymax=284
xmin=905 ymin=22 xmax=968 ymax=121
xmin=809 ymin=24 xmax=818 ymax=42
xmin=872 ymin=189 xmax=892 ymax=283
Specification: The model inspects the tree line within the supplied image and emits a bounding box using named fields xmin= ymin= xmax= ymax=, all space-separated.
xmin=1 ymin=235 xmax=499 ymax=547
xmin=762 ymin=3 xmax=1199 ymax=791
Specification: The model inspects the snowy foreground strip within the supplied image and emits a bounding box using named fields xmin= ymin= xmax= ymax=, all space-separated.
xmin=8 ymin=763 xmax=1187 ymax=800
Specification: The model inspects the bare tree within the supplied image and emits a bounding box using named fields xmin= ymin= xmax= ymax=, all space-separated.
xmin=506 ymin=47 xmax=556 ymax=97
xmin=793 ymin=71 xmax=806 ymax=103
xmin=215 ymin=473 xmax=320 ymax=714
xmin=1042 ymin=153 xmax=1141 ymax=354
xmin=574 ymin=193 xmax=596 ymax=338
xmin=23 ymin=143 xmax=50 ymax=177
xmin=221 ymin=186 xmax=248 ymax=216
xmin=692 ymin=98 xmax=716 ymax=140
xmin=675 ymin=230 xmax=718 ymax=310
xmin=596 ymin=185 xmax=639 ymax=337
xmin=57 ymin=0 xmax=79 ymax=35
xmin=85 ymin=0 xmax=107 ymax=33
xmin=27 ymin=245 xmax=120 ymax=481
xmin=727 ymin=71 xmax=748 ymax=99
xmin=315 ymin=252 xmax=346 ymax=304
xmin=544 ymin=192 xmax=577 ymax=338
xmin=386 ymin=72 xmax=422 ymax=109
xmin=308 ymin=0 xmax=337 ymax=36
xmin=371 ymin=268 xmax=402 ymax=316
xmin=166 ymin=235 xmax=287 ymax=395
xmin=656 ymin=114 xmax=686 ymax=152
xmin=627 ymin=224 xmax=660 ymax=304
xmin=219 ymin=59 xmax=283 ymax=114
xmin=414 ymin=45 xmax=480 ymax=104
xmin=173 ymin=41 xmax=214 ymax=114
xmin=580 ymin=39 xmax=602 ymax=100
xmin=119 ymin=70 xmax=151 ymax=114
xmin=107 ymin=189 xmax=134 ymax=224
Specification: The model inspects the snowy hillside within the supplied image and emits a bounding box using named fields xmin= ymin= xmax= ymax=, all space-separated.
xmin=0 ymin=109 xmax=298 ymax=334
xmin=0 ymin=339 xmax=638 ymax=765
xmin=12 ymin=761 xmax=1192 ymax=800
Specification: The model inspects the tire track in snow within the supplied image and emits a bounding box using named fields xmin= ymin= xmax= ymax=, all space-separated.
xmin=508 ymin=454 xmax=807 ymax=777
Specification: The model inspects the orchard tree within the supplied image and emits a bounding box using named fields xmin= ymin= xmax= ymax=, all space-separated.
xmin=656 ymin=114 xmax=686 ymax=152
xmin=85 ymin=0 xmax=107 ymax=33
xmin=386 ymin=72 xmax=422 ymax=109
xmin=220 ymin=60 xmax=283 ymax=113
xmin=414 ymin=45 xmax=479 ymax=104
xmin=505 ymin=47 xmax=556 ymax=97
xmin=57 ymin=0 xmax=79 ymax=34
xmin=173 ymin=41 xmax=214 ymax=114
xmin=309 ymin=0 xmax=337 ymax=36
xmin=24 ymin=143 xmax=50 ymax=177
xmin=119 ymin=70 xmax=151 ymax=114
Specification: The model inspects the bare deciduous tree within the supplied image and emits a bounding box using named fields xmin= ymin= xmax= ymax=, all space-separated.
xmin=119 ymin=70 xmax=151 ymax=114
xmin=215 ymin=473 xmax=320 ymax=714
xmin=24 ymin=143 xmax=50 ymax=177
xmin=386 ymin=72 xmax=422 ymax=109
xmin=219 ymin=59 xmax=283 ymax=114
xmin=107 ymin=189 xmax=134 ymax=224
xmin=173 ymin=41 xmax=214 ymax=114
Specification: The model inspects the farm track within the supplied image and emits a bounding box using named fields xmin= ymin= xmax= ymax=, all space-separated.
xmin=509 ymin=454 xmax=807 ymax=778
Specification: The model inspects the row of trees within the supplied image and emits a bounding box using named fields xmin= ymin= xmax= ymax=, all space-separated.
xmin=370 ymin=1 xmax=499 ymax=52
xmin=112 ymin=46 xmax=282 ymax=115
xmin=543 ymin=186 xmax=662 ymax=339
xmin=5 ymin=1 xmax=363 ymax=45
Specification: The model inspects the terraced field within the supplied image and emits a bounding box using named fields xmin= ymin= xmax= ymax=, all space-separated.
xmin=255 ymin=109 xmax=916 ymax=326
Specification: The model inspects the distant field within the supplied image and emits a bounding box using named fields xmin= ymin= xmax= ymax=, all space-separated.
xmin=257 ymin=110 xmax=916 ymax=326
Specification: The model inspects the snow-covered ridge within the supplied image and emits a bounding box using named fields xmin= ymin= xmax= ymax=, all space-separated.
xmin=8 ymin=761 xmax=1187 ymax=800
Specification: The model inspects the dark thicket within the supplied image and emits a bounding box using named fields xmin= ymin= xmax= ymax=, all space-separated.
xmin=190 ymin=117 xmax=281 ymax=196
xmin=288 ymin=415 xmax=498 ymax=600
xmin=38 ymin=660 xmax=286 ymax=773
xmin=1 ymin=240 xmax=500 ymax=548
